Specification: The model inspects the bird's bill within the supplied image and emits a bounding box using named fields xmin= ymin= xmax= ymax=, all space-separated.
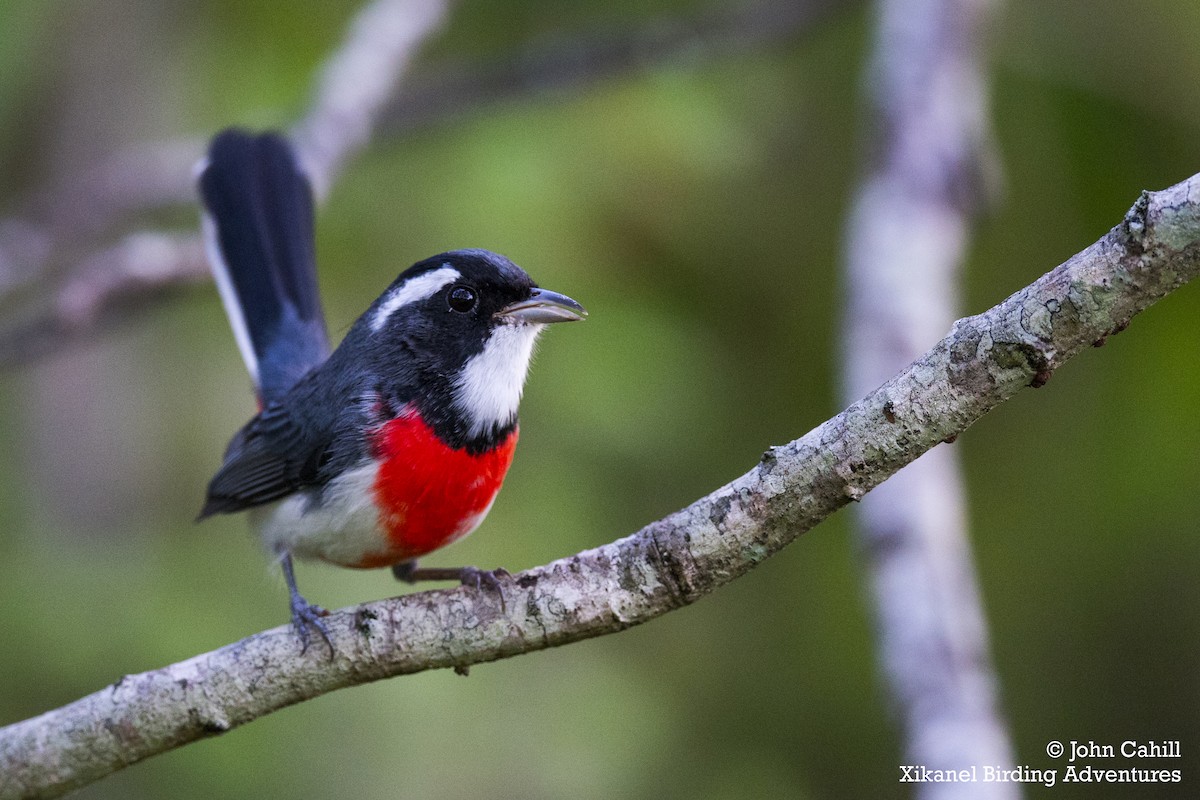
xmin=498 ymin=288 xmax=587 ymax=324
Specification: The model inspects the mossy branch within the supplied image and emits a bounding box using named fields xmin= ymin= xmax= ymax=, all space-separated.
xmin=3 ymin=174 xmax=1200 ymax=798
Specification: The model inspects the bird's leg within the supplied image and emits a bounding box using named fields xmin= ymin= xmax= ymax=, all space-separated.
xmin=392 ymin=560 xmax=511 ymax=610
xmin=392 ymin=560 xmax=511 ymax=588
xmin=282 ymin=554 xmax=333 ymax=655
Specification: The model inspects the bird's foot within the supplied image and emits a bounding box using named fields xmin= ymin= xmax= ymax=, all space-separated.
xmin=455 ymin=565 xmax=512 ymax=595
xmin=280 ymin=554 xmax=334 ymax=657
xmin=290 ymin=594 xmax=333 ymax=656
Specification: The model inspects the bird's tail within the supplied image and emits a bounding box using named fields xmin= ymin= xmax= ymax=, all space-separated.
xmin=198 ymin=129 xmax=330 ymax=402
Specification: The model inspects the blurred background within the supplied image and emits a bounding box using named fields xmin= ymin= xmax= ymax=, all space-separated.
xmin=0 ymin=0 xmax=1198 ymax=797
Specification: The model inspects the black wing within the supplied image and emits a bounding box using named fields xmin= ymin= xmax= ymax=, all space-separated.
xmin=197 ymin=402 xmax=332 ymax=518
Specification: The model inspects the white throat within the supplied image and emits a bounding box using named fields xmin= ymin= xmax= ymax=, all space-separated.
xmin=454 ymin=321 xmax=544 ymax=438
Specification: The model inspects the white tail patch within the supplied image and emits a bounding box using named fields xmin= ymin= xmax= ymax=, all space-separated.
xmin=371 ymin=265 xmax=460 ymax=332
xmin=454 ymin=320 xmax=543 ymax=438
xmin=202 ymin=212 xmax=260 ymax=387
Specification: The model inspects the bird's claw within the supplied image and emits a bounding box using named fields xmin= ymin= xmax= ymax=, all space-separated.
xmin=290 ymin=596 xmax=333 ymax=656
xmin=457 ymin=565 xmax=511 ymax=593
xmin=458 ymin=566 xmax=511 ymax=612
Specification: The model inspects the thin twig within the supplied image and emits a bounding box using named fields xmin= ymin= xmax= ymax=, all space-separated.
xmin=3 ymin=174 xmax=1199 ymax=799
xmin=0 ymin=232 xmax=207 ymax=368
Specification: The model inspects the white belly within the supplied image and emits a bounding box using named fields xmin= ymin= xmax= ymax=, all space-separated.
xmin=252 ymin=460 xmax=390 ymax=567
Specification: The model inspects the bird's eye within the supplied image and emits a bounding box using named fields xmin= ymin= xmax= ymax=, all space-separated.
xmin=448 ymin=285 xmax=477 ymax=313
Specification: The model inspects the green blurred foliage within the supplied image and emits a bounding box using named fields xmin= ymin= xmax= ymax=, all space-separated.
xmin=0 ymin=1 xmax=1198 ymax=798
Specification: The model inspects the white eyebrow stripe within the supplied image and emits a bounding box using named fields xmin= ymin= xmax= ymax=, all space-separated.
xmin=370 ymin=266 xmax=460 ymax=332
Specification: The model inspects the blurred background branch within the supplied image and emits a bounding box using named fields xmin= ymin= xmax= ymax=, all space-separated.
xmin=841 ymin=0 xmax=1017 ymax=795
xmin=6 ymin=169 xmax=1200 ymax=796
xmin=291 ymin=0 xmax=451 ymax=198
xmin=375 ymin=0 xmax=849 ymax=137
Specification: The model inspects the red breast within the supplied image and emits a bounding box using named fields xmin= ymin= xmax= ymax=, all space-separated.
xmin=361 ymin=408 xmax=518 ymax=568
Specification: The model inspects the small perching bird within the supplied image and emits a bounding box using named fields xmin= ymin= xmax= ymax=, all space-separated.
xmin=196 ymin=129 xmax=586 ymax=650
